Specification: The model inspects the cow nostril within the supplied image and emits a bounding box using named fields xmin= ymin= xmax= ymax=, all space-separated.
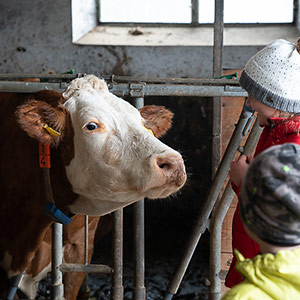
xmin=156 ymin=157 xmax=174 ymax=171
xmin=158 ymin=162 xmax=170 ymax=169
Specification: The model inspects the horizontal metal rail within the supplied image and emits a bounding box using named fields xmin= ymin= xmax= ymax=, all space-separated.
xmin=0 ymin=80 xmax=247 ymax=97
xmin=0 ymin=73 xmax=240 ymax=85
xmin=0 ymin=81 xmax=69 ymax=93
xmin=59 ymin=263 xmax=113 ymax=274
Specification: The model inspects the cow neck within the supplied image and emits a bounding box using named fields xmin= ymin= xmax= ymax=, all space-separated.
xmin=39 ymin=142 xmax=72 ymax=225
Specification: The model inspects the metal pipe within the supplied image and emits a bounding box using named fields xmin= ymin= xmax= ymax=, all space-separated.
xmin=132 ymin=97 xmax=146 ymax=300
xmin=0 ymin=81 xmax=68 ymax=92
xmin=164 ymin=105 xmax=254 ymax=299
xmin=0 ymin=80 xmax=246 ymax=97
xmin=111 ymin=209 xmax=124 ymax=300
xmin=212 ymin=0 xmax=224 ymax=176
xmin=85 ymin=215 xmax=89 ymax=264
xmin=213 ymin=0 xmax=224 ymax=78
xmin=208 ymin=118 xmax=262 ymax=300
xmin=209 ymin=182 xmax=234 ymax=300
xmin=60 ymin=263 xmax=113 ymax=273
xmin=0 ymin=73 xmax=77 ymax=80
xmin=0 ymin=73 xmax=242 ymax=85
xmin=133 ymin=200 xmax=146 ymax=300
xmin=80 ymin=215 xmax=90 ymax=298
xmin=51 ymin=222 xmax=64 ymax=300
xmin=191 ymin=0 xmax=199 ymax=24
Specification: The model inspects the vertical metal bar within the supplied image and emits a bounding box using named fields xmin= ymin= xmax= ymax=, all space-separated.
xmin=212 ymin=0 xmax=224 ymax=176
xmin=132 ymin=97 xmax=146 ymax=300
xmin=85 ymin=215 xmax=89 ymax=264
xmin=294 ymin=0 xmax=299 ymax=31
xmin=209 ymin=118 xmax=262 ymax=300
xmin=80 ymin=215 xmax=90 ymax=296
xmin=51 ymin=222 xmax=64 ymax=300
xmin=111 ymin=209 xmax=124 ymax=300
xmin=213 ymin=0 xmax=224 ymax=78
xmin=133 ymin=200 xmax=146 ymax=300
xmin=97 ymin=0 xmax=101 ymax=23
xmin=191 ymin=0 xmax=199 ymax=24
xmin=164 ymin=104 xmax=254 ymax=300
xmin=209 ymin=183 xmax=234 ymax=300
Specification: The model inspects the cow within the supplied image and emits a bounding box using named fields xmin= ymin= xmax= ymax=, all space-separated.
xmin=0 ymin=75 xmax=186 ymax=299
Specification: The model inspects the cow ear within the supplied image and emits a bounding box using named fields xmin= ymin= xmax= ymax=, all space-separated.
xmin=16 ymin=100 xmax=67 ymax=146
xmin=140 ymin=105 xmax=174 ymax=138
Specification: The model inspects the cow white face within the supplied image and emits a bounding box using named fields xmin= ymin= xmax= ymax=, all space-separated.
xmin=62 ymin=75 xmax=186 ymax=215
xmin=16 ymin=75 xmax=186 ymax=216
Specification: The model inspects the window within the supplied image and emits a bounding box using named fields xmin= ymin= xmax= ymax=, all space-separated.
xmin=100 ymin=0 xmax=294 ymax=25
xmin=72 ymin=0 xmax=299 ymax=46
xmin=100 ymin=0 xmax=191 ymax=24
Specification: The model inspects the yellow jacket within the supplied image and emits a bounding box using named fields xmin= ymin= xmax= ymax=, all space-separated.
xmin=222 ymin=248 xmax=300 ymax=300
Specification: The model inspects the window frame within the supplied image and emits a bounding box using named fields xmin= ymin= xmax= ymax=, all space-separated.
xmin=97 ymin=0 xmax=296 ymax=26
xmin=71 ymin=0 xmax=300 ymax=46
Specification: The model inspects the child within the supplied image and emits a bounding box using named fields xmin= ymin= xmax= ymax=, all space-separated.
xmin=226 ymin=38 xmax=300 ymax=287
xmin=222 ymin=143 xmax=300 ymax=300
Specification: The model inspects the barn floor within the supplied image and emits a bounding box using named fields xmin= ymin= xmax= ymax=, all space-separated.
xmin=86 ymin=255 xmax=209 ymax=300
xmin=37 ymin=250 xmax=209 ymax=300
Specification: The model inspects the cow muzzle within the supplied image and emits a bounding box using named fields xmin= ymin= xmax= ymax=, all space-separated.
xmin=155 ymin=155 xmax=186 ymax=187
xmin=144 ymin=153 xmax=186 ymax=199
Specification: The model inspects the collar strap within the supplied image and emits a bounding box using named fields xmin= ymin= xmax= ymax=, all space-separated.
xmin=39 ymin=142 xmax=72 ymax=225
xmin=44 ymin=203 xmax=72 ymax=225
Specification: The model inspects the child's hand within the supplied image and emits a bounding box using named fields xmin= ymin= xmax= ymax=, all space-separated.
xmin=229 ymin=155 xmax=253 ymax=186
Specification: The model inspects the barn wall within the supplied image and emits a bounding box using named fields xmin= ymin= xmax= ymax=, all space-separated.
xmin=0 ymin=1 xmax=263 ymax=77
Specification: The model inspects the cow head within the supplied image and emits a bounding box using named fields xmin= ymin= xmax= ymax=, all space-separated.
xmin=17 ymin=75 xmax=186 ymax=216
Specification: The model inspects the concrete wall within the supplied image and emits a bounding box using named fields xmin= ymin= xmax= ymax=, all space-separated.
xmin=0 ymin=0 xmax=263 ymax=77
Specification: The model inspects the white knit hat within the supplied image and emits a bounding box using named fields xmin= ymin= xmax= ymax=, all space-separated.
xmin=240 ymin=39 xmax=300 ymax=113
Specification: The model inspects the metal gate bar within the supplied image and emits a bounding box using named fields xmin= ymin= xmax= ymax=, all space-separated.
xmin=0 ymin=79 xmax=246 ymax=97
xmin=208 ymin=118 xmax=262 ymax=300
xmin=52 ymin=223 xmax=63 ymax=300
xmin=212 ymin=0 xmax=224 ymax=175
xmin=133 ymin=97 xmax=146 ymax=300
xmin=163 ymin=104 xmax=256 ymax=300
xmin=111 ymin=209 xmax=124 ymax=300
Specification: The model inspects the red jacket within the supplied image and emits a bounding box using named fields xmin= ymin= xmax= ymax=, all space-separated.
xmin=225 ymin=117 xmax=300 ymax=288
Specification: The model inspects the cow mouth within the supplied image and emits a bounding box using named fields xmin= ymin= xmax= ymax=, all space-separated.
xmin=144 ymin=175 xmax=186 ymax=199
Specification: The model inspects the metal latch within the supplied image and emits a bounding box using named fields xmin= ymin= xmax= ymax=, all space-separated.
xmin=129 ymin=83 xmax=146 ymax=98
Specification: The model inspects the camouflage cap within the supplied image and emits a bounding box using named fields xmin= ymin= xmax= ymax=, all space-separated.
xmin=240 ymin=143 xmax=300 ymax=246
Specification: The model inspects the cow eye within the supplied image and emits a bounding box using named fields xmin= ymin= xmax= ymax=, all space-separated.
xmin=86 ymin=122 xmax=99 ymax=131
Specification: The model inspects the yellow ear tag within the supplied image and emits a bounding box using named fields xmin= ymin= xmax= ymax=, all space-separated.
xmin=43 ymin=124 xmax=61 ymax=136
xmin=143 ymin=126 xmax=154 ymax=136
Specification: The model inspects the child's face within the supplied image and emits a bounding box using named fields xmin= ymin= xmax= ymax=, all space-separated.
xmin=246 ymin=95 xmax=277 ymax=126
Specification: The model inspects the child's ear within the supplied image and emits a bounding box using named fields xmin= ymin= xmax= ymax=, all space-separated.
xmin=139 ymin=105 xmax=174 ymax=138
xmin=16 ymin=99 xmax=67 ymax=146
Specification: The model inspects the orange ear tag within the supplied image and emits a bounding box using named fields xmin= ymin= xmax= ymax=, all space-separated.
xmin=39 ymin=143 xmax=51 ymax=168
